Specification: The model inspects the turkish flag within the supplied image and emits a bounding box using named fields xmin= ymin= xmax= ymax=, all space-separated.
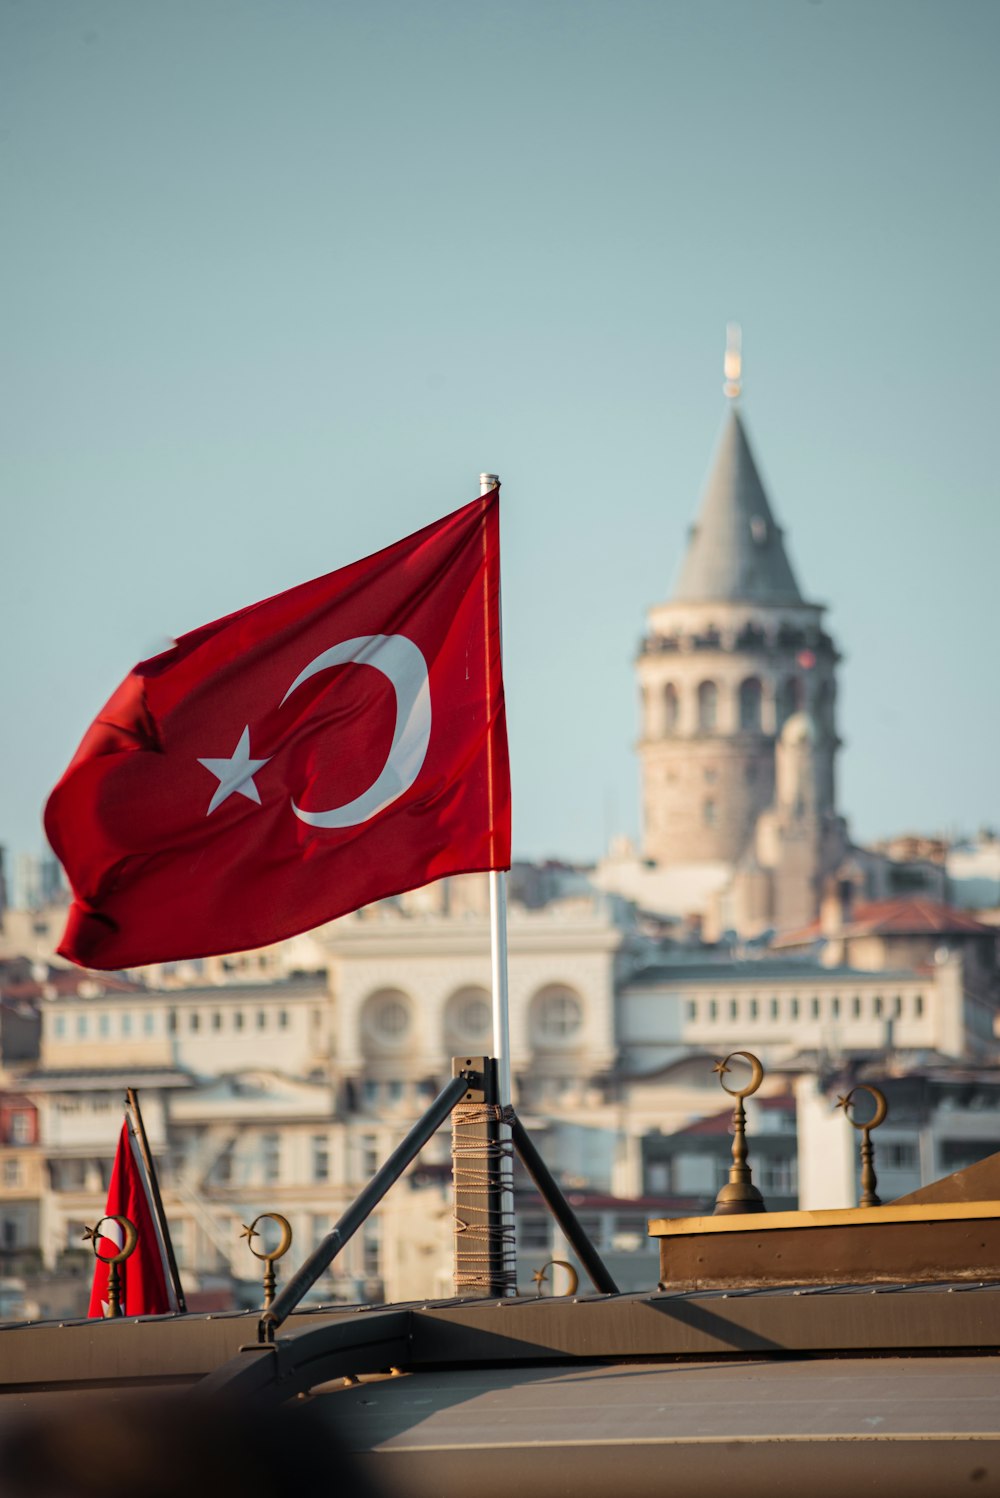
xmin=88 ymin=1119 xmax=178 ymax=1317
xmin=46 ymin=491 xmax=510 ymax=970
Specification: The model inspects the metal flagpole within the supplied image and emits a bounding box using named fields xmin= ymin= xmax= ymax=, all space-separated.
xmin=480 ymin=472 xmax=516 ymax=1292
xmin=126 ymin=1086 xmax=187 ymax=1312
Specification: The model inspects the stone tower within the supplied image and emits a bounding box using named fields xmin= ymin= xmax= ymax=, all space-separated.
xmin=636 ymin=393 xmax=840 ymax=870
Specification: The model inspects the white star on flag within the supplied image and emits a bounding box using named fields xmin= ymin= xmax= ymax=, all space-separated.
xmin=198 ymin=727 xmax=271 ymax=816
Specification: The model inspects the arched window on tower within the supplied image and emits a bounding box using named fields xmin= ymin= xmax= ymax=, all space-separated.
xmin=738 ymin=677 xmax=763 ymax=732
xmin=697 ymin=680 xmax=718 ymax=733
xmin=663 ymin=682 xmax=679 ymax=735
xmin=777 ymin=676 xmax=803 ymax=729
xmin=815 ymin=677 xmax=835 ymax=735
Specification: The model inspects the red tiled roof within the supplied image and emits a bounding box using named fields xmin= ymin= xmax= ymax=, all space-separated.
xmin=674 ymin=1094 xmax=794 ymax=1137
xmin=774 ymin=897 xmax=997 ymax=947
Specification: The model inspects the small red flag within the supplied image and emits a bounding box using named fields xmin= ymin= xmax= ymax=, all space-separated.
xmin=46 ymin=491 xmax=510 ymax=970
xmin=88 ymin=1119 xmax=178 ymax=1317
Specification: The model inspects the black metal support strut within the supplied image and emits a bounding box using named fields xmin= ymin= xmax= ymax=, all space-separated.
xmin=256 ymin=1060 xmax=619 ymax=1342
xmin=259 ymin=1072 xmax=472 ymax=1341
xmin=510 ymin=1114 xmax=620 ymax=1295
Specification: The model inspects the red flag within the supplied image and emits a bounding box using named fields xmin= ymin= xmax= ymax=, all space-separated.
xmin=46 ymin=491 xmax=510 ymax=970
xmin=88 ymin=1119 xmax=178 ymax=1317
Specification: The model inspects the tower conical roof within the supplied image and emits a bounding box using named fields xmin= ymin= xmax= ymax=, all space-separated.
xmin=671 ymin=408 xmax=803 ymax=605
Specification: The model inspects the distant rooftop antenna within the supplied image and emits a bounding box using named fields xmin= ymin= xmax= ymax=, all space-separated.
xmin=724 ymin=322 xmax=742 ymax=401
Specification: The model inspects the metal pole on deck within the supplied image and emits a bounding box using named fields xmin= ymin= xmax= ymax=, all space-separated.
xmin=480 ymin=472 xmax=516 ymax=1291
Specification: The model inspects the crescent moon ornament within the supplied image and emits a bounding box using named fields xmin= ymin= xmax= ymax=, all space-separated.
xmin=836 ymin=1086 xmax=888 ymax=1208
xmin=241 ymin=1213 xmax=294 ymax=1311
xmin=280 ymin=634 xmax=432 ymax=829
xmin=85 ymin=1215 xmax=138 ymax=1266
xmin=241 ymin=1213 xmax=293 ymax=1263
xmin=532 ymin=1259 xmax=579 ymax=1297
xmin=837 ymin=1085 xmax=888 ymax=1132
xmin=715 ymin=1050 xmax=765 ymax=1099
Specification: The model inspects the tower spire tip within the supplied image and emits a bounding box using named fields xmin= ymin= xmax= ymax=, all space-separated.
xmin=724 ymin=322 xmax=742 ymax=401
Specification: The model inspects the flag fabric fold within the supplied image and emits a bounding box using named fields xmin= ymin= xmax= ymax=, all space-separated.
xmin=88 ymin=1113 xmax=179 ymax=1318
xmin=46 ymin=491 xmax=510 ymax=970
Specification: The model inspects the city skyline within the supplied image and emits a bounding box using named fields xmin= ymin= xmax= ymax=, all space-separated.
xmin=2 ymin=1 xmax=997 ymax=871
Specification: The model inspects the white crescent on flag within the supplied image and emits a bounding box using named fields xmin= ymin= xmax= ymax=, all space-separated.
xmin=280 ymin=633 xmax=432 ymax=829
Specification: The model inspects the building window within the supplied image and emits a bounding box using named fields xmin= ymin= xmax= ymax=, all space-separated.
xmin=121 ymin=1012 xmax=132 ymax=1036
xmin=312 ymin=1135 xmax=330 ymax=1183
xmin=387 ymin=1079 xmax=404 ymax=1105
xmin=189 ymin=1011 xmax=200 ymax=1032
xmin=697 ymin=681 xmax=718 ymax=733
xmin=167 ymin=1009 xmax=177 ymax=1034
xmin=762 ymin=1157 xmax=797 ymax=1195
xmin=212 ymin=1011 xmax=223 ymax=1031
xmin=54 ymin=1015 xmax=66 ymax=1039
xmin=97 ymin=1013 xmax=111 ymax=1038
xmin=739 ymin=677 xmax=763 ymax=732
xmin=914 ymin=993 xmax=924 ymax=1017
xmin=278 ymin=1010 xmax=289 ymax=1029
xmin=76 ymin=1015 xmax=88 ymax=1038
xmin=532 ymin=987 xmax=584 ymax=1044
xmin=363 ymin=1220 xmax=381 ymax=1277
xmin=873 ymin=995 xmax=883 ymax=1018
xmin=729 ymin=998 xmax=738 ymax=1020
xmin=790 ymin=998 xmax=800 ymax=1019
xmin=704 ymin=766 xmax=717 ymax=784
xmin=212 ymin=1145 xmax=233 ymax=1185
xmin=261 ymin=1134 xmax=281 ymax=1185
xmin=686 ymin=1000 xmax=697 ymax=1021
xmin=831 ymin=996 xmax=840 ymax=1018
xmin=883 ymin=1142 xmax=918 ymax=1171
xmin=749 ymin=998 xmax=758 ymax=1019
xmin=363 ymin=991 xmax=413 ymax=1048
xmin=11 ymin=1113 xmax=32 ymax=1144
xmin=361 ymin=1135 xmax=379 ymax=1175
xmin=445 ymin=987 xmax=492 ymax=1046
xmin=709 ymin=1000 xmax=718 ymax=1021
xmin=256 ymin=1010 xmax=267 ymax=1030
xmin=893 ymin=995 xmax=903 ymax=1017
xmin=852 ymin=996 xmax=862 ymax=1018
xmin=703 ymin=799 xmax=716 ymax=827
xmin=4 ymin=1160 xmax=21 ymax=1188
xmin=663 ymin=683 xmax=679 ymax=734
xmin=777 ymin=676 xmax=802 ymax=728
xmin=234 ymin=1011 xmax=244 ymax=1031
xmin=362 ymin=1079 xmax=380 ymax=1110
xmin=810 ymin=998 xmax=820 ymax=1019
xmin=770 ymin=997 xmax=779 ymax=1019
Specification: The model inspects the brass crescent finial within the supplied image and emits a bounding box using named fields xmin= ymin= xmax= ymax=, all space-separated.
xmin=241 ymin=1212 xmax=293 ymax=1263
xmin=532 ymin=1259 xmax=579 ymax=1298
xmin=715 ymin=1050 xmax=764 ymax=1099
xmin=241 ymin=1213 xmax=294 ymax=1310
xmin=83 ymin=1215 xmax=138 ymax=1319
xmin=836 ymin=1085 xmax=888 ymax=1132
xmin=84 ymin=1214 xmax=138 ymax=1266
xmin=712 ymin=1051 xmax=766 ymax=1215
xmin=836 ymin=1085 xmax=888 ymax=1207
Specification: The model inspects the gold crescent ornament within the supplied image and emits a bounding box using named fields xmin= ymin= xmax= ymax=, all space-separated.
xmin=241 ymin=1212 xmax=293 ymax=1263
xmin=715 ymin=1050 xmax=765 ymax=1099
xmin=837 ymin=1085 xmax=888 ymax=1131
xmin=532 ymin=1259 xmax=579 ymax=1297
xmin=85 ymin=1214 xmax=138 ymax=1266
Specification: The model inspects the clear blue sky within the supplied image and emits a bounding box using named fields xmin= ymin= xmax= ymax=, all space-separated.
xmin=2 ymin=0 xmax=997 ymax=873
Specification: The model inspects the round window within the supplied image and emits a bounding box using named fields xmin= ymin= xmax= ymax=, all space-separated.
xmin=445 ymin=988 xmax=492 ymax=1042
xmin=363 ymin=991 xmax=413 ymax=1046
xmin=375 ymin=999 xmax=409 ymax=1037
xmin=534 ymin=988 xmax=583 ymax=1042
xmin=459 ymin=998 xmax=490 ymax=1035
